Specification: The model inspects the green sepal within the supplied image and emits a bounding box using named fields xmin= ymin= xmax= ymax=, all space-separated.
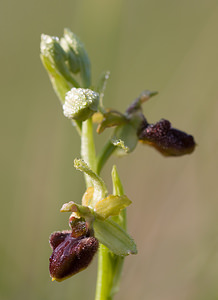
xmin=74 ymin=159 xmax=107 ymax=207
xmin=111 ymin=123 xmax=138 ymax=154
xmin=93 ymin=218 xmax=137 ymax=256
xmin=94 ymin=195 xmax=131 ymax=220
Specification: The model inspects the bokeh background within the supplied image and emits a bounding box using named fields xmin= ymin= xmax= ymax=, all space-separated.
xmin=1 ymin=1 xmax=218 ymax=299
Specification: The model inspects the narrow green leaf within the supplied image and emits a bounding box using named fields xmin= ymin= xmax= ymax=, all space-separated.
xmin=93 ymin=218 xmax=137 ymax=256
xmin=111 ymin=165 xmax=124 ymax=196
xmin=111 ymin=165 xmax=126 ymax=229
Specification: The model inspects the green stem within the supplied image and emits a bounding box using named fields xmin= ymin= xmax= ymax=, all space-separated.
xmin=95 ymin=226 xmax=126 ymax=300
xmin=81 ymin=118 xmax=97 ymax=187
xmin=95 ymin=164 xmax=126 ymax=300
xmin=80 ymin=123 xmax=124 ymax=300
xmin=95 ymin=244 xmax=114 ymax=300
xmin=96 ymin=141 xmax=116 ymax=175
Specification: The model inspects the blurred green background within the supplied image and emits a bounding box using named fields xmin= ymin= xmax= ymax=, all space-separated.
xmin=1 ymin=0 xmax=218 ymax=299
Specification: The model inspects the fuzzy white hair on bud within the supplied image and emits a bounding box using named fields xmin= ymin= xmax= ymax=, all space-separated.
xmin=63 ymin=88 xmax=99 ymax=121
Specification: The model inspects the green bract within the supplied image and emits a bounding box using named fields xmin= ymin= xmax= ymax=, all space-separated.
xmin=63 ymin=88 xmax=99 ymax=121
xmin=93 ymin=218 xmax=137 ymax=256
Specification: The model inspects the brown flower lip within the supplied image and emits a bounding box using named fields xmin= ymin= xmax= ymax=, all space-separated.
xmin=49 ymin=230 xmax=99 ymax=281
xmin=138 ymin=119 xmax=196 ymax=156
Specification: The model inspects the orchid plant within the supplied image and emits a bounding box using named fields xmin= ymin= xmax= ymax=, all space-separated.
xmin=40 ymin=29 xmax=196 ymax=300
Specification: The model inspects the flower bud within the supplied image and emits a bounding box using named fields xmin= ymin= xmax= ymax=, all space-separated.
xmin=138 ymin=119 xmax=196 ymax=156
xmin=63 ymin=88 xmax=99 ymax=121
xmin=40 ymin=34 xmax=76 ymax=85
xmin=63 ymin=28 xmax=91 ymax=88
xmin=40 ymin=34 xmax=80 ymax=104
xmin=40 ymin=34 xmax=66 ymax=71
xmin=60 ymin=37 xmax=81 ymax=74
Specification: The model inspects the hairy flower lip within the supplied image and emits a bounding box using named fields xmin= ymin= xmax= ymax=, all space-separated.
xmin=49 ymin=230 xmax=71 ymax=250
xmin=49 ymin=231 xmax=98 ymax=281
xmin=138 ymin=119 xmax=196 ymax=156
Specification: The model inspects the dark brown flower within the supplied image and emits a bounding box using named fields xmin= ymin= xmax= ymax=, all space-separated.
xmin=49 ymin=221 xmax=98 ymax=281
xmin=138 ymin=119 xmax=196 ymax=156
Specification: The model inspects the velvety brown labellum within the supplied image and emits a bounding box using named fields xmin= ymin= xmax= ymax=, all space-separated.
xmin=49 ymin=231 xmax=98 ymax=281
xmin=138 ymin=119 xmax=196 ymax=156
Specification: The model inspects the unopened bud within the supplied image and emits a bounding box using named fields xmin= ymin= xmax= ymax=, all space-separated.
xmin=40 ymin=34 xmax=79 ymax=102
xmin=63 ymin=28 xmax=91 ymax=88
xmin=63 ymin=88 xmax=99 ymax=121
xmin=40 ymin=34 xmax=73 ymax=83
xmin=60 ymin=37 xmax=81 ymax=74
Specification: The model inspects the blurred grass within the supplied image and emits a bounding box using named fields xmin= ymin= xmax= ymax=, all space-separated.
xmin=1 ymin=0 xmax=218 ymax=299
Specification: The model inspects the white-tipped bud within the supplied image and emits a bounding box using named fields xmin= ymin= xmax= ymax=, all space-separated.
xmin=63 ymin=88 xmax=99 ymax=121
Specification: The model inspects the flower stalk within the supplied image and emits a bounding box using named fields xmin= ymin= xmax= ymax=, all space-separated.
xmin=81 ymin=118 xmax=97 ymax=186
